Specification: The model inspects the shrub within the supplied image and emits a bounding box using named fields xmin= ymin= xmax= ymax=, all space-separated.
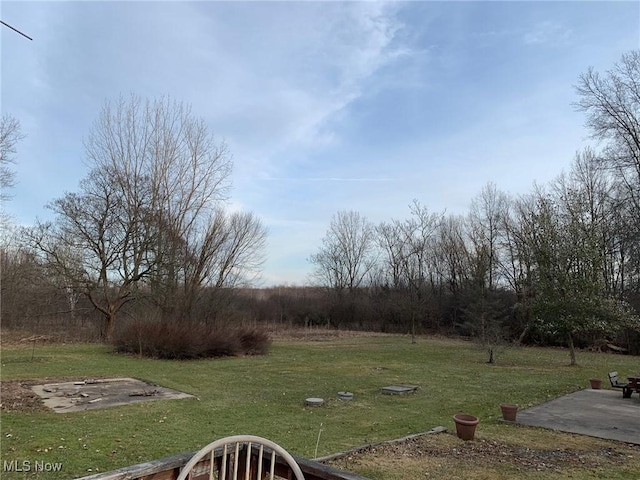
xmin=201 ymin=332 xmax=242 ymax=358
xmin=112 ymin=320 xmax=271 ymax=359
xmin=238 ymin=328 xmax=272 ymax=355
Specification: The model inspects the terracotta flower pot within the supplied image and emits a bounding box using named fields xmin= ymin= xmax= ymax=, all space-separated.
xmin=499 ymin=403 xmax=518 ymax=422
xmin=453 ymin=413 xmax=479 ymax=441
xmin=589 ymin=378 xmax=602 ymax=390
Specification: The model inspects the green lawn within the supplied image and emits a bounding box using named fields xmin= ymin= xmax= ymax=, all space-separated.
xmin=1 ymin=334 xmax=638 ymax=479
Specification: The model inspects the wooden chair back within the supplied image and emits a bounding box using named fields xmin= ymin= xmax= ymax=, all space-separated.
xmin=609 ymin=371 xmax=621 ymax=385
xmin=176 ymin=434 xmax=305 ymax=480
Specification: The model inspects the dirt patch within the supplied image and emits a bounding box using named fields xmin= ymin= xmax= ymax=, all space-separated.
xmin=1 ymin=379 xmax=64 ymax=413
xmin=325 ymin=432 xmax=640 ymax=475
xmin=2 ymin=377 xmax=118 ymax=413
xmin=1 ymin=377 xmax=194 ymax=413
xmin=269 ymin=328 xmax=395 ymax=342
xmin=0 ymin=330 xmax=99 ymax=346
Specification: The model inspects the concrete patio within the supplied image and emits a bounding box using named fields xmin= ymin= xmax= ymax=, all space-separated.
xmin=31 ymin=377 xmax=194 ymax=413
xmin=517 ymin=388 xmax=640 ymax=445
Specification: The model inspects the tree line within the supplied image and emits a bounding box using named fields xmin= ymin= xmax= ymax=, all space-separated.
xmin=1 ymin=95 xmax=267 ymax=343
xmin=1 ymin=52 xmax=639 ymax=361
xmin=308 ymin=51 xmax=640 ymax=362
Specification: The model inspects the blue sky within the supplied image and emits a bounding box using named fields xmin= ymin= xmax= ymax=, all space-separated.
xmin=2 ymin=1 xmax=639 ymax=285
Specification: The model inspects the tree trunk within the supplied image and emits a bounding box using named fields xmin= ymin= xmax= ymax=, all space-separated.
xmin=487 ymin=347 xmax=495 ymax=364
xmin=104 ymin=309 xmax=117 ymax=342
xmin=411 ymin=312 xmax=416 ymax=344
xmin=517 ymin=325 xmax=530 ymax=345
xmin=567 ymin=332 xmax=577 ymax=366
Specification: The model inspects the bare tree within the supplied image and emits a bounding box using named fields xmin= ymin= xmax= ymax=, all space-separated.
xmin=376 ymin=220 xmax=406 ymax=289
xmin=0 ymin=113 xmax=23 ymax=201
xmin=461 ymin=184 xmax=513 ymax=357
xmin=433 ymin=214 xmax=471 ymax=298
xmin=575 ymin=50 xmax=640 ymax=229
xmin=310 ymin=210 xmax=377 ymax=293
xmin=185 ymin=209 xmax=267 ymax=315
xmin=30 ymin=95 xmax=265 ymax=340
xmin=0 ymin=228 xmax=53 ymax=328
xmin=147 ymin=207 xmax=267 ymax=324
xmin=374 ymin=202 xmax=443 ymax=336
xmin=566 ymin=149 xmax=621 ymax=292
xmin=396 ymin=201 xmax=442 ymax=293
xmin=502 ymin=194 xmax=537 ymax=342
xmin=0 ymin=114 xmax=24 ymax=231
xmin=467 ymin=182 xmax=510 ymax=291
xmin=30 ymin=170 xmax=147 ymax=339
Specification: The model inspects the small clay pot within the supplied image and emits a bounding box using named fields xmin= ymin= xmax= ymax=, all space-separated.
xmin=500 ymin=403 xmax=518 ymax=422
xmin=453 ymin=413 xmax=479 ymax=441
xmin=589 ymin=378 xmax=602 ymax=390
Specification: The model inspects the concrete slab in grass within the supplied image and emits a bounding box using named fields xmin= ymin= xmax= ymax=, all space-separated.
xmin=31 ymin=377 xmax=194 ymax=413
xmin=517 ymin=388 xmax=640 ymax=445
xmin=381 ymin=385 xmax=419 ymax=395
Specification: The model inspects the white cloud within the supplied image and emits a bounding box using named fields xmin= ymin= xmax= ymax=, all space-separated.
xmin=3 ymin=1 xmax=638 ymax=286
xmin=523 ymin=20 xmax=573 ymax=46
xmin=216 ymin=2 xmax=407 ymax=156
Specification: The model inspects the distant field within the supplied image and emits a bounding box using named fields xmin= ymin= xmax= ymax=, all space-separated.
xmin=1 ymin=332 xmax=639 ymax=479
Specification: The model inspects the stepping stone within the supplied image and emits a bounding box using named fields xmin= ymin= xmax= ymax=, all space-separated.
xmin=337 ymin=391 xmax=354 ymax=401
xmin=305 ymin=397 xmax=324 ymax=407
xmin=381 ymin=385 xmax=418 ymax=395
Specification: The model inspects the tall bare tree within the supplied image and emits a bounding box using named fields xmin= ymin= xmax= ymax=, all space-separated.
xmin=467 ymin=182 xmax=509 ymax=291
xmin=433 ymin=214 xmax=471 ymax=298
xmin=375 ymin=220 xmax=405 ymax=289
xmin=30 ymin=95 xmax=265 ymax=339
xmin=575 ymin=51 xmax=640 ymax=255
xmin=310 ymin=210 xmax=377 ymax=293
xmin=375 ymin=202 xmax=443 ymax=335
xmin=0 ymin=113 xmax=23 ymax=201
xmin=576 ymin=51 xmax=640 ymax=192
xmin=576 ymin=50 xmax=640 ymax=308
xmin=396 ymin=201 xmax=442 ymax=295
xmin=0 ymin=114 xmax=24 ymax=231
xmin=502 ymin=194 xmax=537 ymax=342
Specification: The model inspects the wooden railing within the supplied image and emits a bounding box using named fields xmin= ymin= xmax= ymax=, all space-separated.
xmin=76 ymin=445 xmax=371 ymax=480
xmin=76 ymin=427 xmax=447 ymax=480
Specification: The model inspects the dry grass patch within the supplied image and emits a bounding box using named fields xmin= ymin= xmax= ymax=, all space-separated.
xmin=267 ymin=327 xmax=395 ymax=342
xmin=0 ymin=380 xmax=50 ymax=413
xmin=326 ymin=431 xmax=640 ymax=480
xmin=0 ymin=377 xmax=116 ymax=413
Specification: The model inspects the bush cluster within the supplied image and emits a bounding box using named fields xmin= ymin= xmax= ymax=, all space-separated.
xmin=112 ymin=320 xmax=271 ymax=359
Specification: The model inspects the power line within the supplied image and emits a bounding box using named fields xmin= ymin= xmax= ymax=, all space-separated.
xmin=1 ymin=20 xmax=33 ymax=41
